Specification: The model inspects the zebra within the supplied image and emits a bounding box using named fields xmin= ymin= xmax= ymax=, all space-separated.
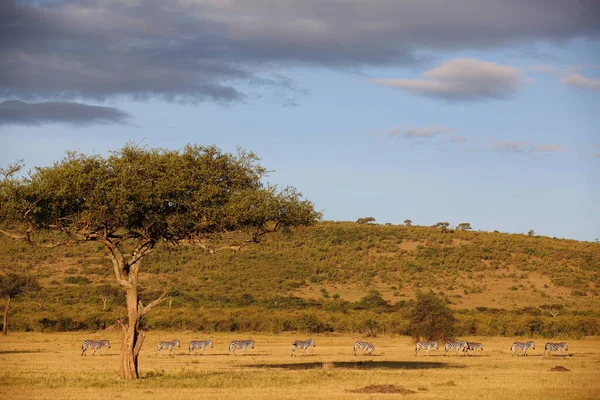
xmin=465 ymin=342 xmax=484 ymax=355
xmin=353 ymin=341 xmax=375 ymax=356
xmin=291 ymin=339 xmax=316 ymax=356
xmin=228 ymin=340 xmax=254 ymax=356
xmin=156 ymin=339 xmax=180 ymax=356
xmin=415 ymin=341 xmax=439 ymax=356
xmin=510 ymin=341 xmax=535 ymax=356
xmin=444 ymin=341 xmax=468 ymax=355
xmin=544 ymin=342 xmax=568 ymax=356
xmin=189 ymin=340 xmax=214 ymax=355
xmin=81 ymin=340 xmax=111 ymax=356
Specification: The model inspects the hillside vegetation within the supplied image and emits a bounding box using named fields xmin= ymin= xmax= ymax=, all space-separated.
xmin=1 ymin=222 xmax=599 ymax=337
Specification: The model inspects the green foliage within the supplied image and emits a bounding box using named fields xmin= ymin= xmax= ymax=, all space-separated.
xmin=0 ymin=273 xmax=39 ymax=299
xmin=457 ymin=222 xmax=472 ymax=231
xmin=409 ymin=291 xmax=456 ymax=341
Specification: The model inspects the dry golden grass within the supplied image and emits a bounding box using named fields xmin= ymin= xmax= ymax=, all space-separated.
xmin=1 ymin=332 xmax=599 ymax=399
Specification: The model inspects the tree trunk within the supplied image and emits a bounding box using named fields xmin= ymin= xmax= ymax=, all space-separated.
xmin=119 ymin=287 xmax=143 ymax=379
xmin=2 ymin=297 xmax=10 ymax=336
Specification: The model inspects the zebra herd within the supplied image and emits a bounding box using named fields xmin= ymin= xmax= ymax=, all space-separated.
xmin=81 ymin=338 xmax=570 ymax=358
xmin=412 ymin=340 xmax=568 ymax=357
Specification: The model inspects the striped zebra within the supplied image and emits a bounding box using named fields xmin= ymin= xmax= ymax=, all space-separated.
xmin=415 ymin=341 xmax=439 ymax=356
xmin=353 ymin=341 xmax=375 ymax=356
xmin=465 ymin=342 xmax=484 ymax=355
xmin=544 ymin=342 xmax=568 ymax=356
xmin=156 ymin=339 xmax=180 ymax=356
xmin=228 ymin=340 xmax=255 ymax=356
xmin=291 ymin=339 xmax=316 ymax=356
xmin=81 ymin=340 xmax=110 ymax=356
xmin=510 ymin=341 xmax=535 ymax=356
xmin=189 ymin=340 xmax=214 ymax=355
xmin=444 ymin=341 xmax=468 ymax=355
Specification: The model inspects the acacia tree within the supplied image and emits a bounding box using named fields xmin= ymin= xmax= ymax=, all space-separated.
xmin=356 ymin=217 xmax=376 ymax=224
xmin=0 ymin=144 xmax=320 ymax=379
xmin=457 ymin=222 xmax=472 ymax=231
xmin=404 ymin=219 xmax=412 ymax=227
xmin=0 ymin=273 xmax=39 ymax=335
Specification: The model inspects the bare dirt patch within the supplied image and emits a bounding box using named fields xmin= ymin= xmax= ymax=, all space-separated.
xmin=549 ymin=366 xmax=570 ymax=372
xmin=397 ymin=241 xmax=422 ymax=251
xmin=347 ymin=384 xmax=416 ymax=394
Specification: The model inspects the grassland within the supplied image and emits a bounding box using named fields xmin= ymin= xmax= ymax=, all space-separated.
xmin=1 ymin=332 xmax=599 ymax=399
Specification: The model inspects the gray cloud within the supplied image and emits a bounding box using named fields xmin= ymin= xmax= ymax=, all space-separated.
xmin=1 ymin=1 xmax=599 ymax=103
xmin=369 ymin=59 xmax=523 ymax=100
xmin=0 ymin=100 xmax=132 ymax=126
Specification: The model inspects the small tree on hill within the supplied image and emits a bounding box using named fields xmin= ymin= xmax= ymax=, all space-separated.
xmin=409 ymin=291 xmax=455 ymax=341
xmin=457 ymin=222 xmax=472 ymax=231
xmin=404 ymin=219 xmax=412 ymax=227
xmin=528 ymin=229 xmax=535 ymax=237
xmin=434 ymin=222 xmax=450 ymax=233
xmin=97 ymin=284 xmax=121 ymax=310
xmin=539 ymin=303 xmax=563 ymax=318
xmin=0 ymin=273 xmax=40 ymax=335
xmin=356 ymin=217 xmax=376 ymax=224
xmin=0 ymin=144 xmax=320 ymax=379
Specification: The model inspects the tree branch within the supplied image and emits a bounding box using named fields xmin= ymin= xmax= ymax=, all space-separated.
xmin=140 ymin=289 xmax=168 ymax=318
xmin=116 ymin=318 xmax=127 ymax=334
xmin=98 ymin=238 xmax=131 ymax=288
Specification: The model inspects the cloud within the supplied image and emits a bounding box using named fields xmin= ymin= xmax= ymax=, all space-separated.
xmin=449 ymin=136 xmax=468 ymax=143
xmin=562 ymin=74 xmax=600 ymax=92
xmin=490 ymin=141 xmax=568 ymax=153
xmin=1 ymin=1 xmax=599 ymax=103
xmin=535 ymin=144 xmax=568 ymax=152
xmin=0 ymin=100 xmax=132 ymax=126
xmin=385 ymin=125 xmax=452 ymax=138
xmin=369 ymin=59 xmax=523 ymax=101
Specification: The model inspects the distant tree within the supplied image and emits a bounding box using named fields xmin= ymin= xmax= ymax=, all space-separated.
xmin=97 ymin=284 xmax=121 ymax=310
xmin=528 ymin=229 xmax=536 ymax=237
xmin=0 ymin=273 xmax=39 ymax=336
xmin=539 ymin=304 xmax=564 ymax=318
xmin=356 ymin=217 xmax=376 ymax=224
xmin=457 ymin=222 xmax=472 ymax=231
xmin=434 ymin=221 xmax=450 ymax=233
xmin=404 ymin=219 xmax=412 ymax=227
xmin=357 ymin=289 xmax=389 ymax=312
xmin=166 ymin=287 xmax=183 ymax=309
xmin=0 ymin=144 xmax=320 ymax=379
xmin=409 ymin=291 xmax=455 ymax=341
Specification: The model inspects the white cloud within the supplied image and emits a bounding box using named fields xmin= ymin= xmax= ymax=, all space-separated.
xmin=369 ymin=59 xmax=523 ymax=101
xmin=490 ymin=141 xmax=568 ymax=153
xmin=385 ymin=125 xmax=452 ymax=138
xmin=562 ymin=74 xmax=600 ymax=92
xmin=449 ymin=136 xmax=467 ymax=143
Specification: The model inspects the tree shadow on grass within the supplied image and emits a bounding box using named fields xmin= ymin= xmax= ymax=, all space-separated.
xmin=0 ymin=350 xmax=43 ymax=355
xmin=246 ymin=360 xmax=464 ymax=370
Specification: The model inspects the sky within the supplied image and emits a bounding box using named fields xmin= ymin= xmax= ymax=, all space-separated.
xmin=1 ymin=0 xmax=599 ymax=241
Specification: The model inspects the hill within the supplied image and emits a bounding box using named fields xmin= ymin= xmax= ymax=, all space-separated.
xmin=1 ymin=221 xmax=599 ymax=337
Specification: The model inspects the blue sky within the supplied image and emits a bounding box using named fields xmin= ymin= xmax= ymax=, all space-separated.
xmin=1 ymin=1 xmax=599 ymax=241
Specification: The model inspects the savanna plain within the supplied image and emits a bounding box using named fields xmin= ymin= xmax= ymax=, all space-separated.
xmin=1 ymin=332 xmax=599 ymax=400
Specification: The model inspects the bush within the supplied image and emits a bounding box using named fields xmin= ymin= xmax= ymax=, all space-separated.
xmin=409 ymin=291 xmax=456 ymax=341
